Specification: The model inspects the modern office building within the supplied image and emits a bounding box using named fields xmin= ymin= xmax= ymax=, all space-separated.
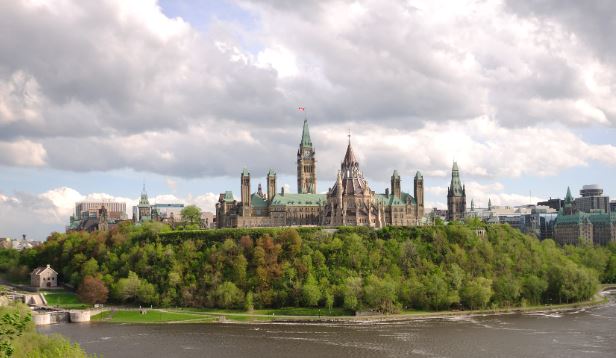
xmin=575 ymin=184 xmax=610 ymax=213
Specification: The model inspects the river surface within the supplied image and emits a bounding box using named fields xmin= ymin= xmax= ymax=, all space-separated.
xmin=39 ymin=292 xmax=616 ymax=358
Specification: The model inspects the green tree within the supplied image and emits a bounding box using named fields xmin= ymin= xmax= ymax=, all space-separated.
xmin=461 ymin=277 xmax=493 ymax=310
xmin=244 ymin=291 xmax=254 ymax=312
xmin=115 ymin=271 xmax=141 ymax=302
xmin=181 ymin=205 xmax=202 ymax=227
xmin=212 ymin=282 xmax=244 ymax=309
xmin=343 ymin=277 xmax=363 ymax=311
xmin=301 ymin=274 xmax=321 ymax=307
xmin=363 ymin=275 xmax=399 ymax=313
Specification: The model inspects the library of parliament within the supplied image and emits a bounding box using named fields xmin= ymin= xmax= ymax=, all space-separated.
xmin=215 ymin=120 xmax=425 ymax=228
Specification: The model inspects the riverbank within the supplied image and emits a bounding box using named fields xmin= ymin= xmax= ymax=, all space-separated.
xmin=90 ymin=285 xmax=614 ymax=325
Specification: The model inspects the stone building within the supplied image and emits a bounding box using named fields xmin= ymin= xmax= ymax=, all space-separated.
xmin=216 ymin=120 xmax=425 ymax=228
xmin=554 ymin=187 xmax=616 ymax=246
xmin=447 ymin=162 xmax=466 ymax=221
xmin=30 ymin=264 xmax=58 ymax=288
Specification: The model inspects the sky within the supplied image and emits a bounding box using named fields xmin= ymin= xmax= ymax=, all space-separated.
xmin=1 ymin=0 xmax=616 ymax=240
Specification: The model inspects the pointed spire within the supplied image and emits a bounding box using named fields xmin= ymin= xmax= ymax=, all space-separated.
xmin=488 ymin=198 xmax=492 ymax=210
xmin=449 ymin=161 xmax=463 ymax=196
xmin=471 ymin=199 xmax=475 ymax=211
xmin=415 ymin=171 xmax=423 ymax=180
xmin=342 ymin=140 xmax=358 ymax=170
xmin=300 ymin=119 xmax=312 ymax=147
xmin=242 ymin=167 xmax=250 ymax=176
xmin=565 ymin=186 xmax=573 ymax=204
xmin=392 ymin=170 xmax=400 ymax=179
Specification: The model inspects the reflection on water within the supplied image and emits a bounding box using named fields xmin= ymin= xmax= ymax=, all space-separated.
xmin=39 ymin=292 xmax=616 ymax=358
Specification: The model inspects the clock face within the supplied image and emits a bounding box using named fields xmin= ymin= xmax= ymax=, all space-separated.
xmin=303 ymin=149 xmax=312 ymax=159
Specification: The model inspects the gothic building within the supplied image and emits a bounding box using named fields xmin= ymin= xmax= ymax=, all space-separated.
xmin=447 ymin=161 xmax=466 ymax=221
xmin=554 ymin=186 xmax=616 ymax=246
xmin=216 ymin=120 xmax=425 ymax=228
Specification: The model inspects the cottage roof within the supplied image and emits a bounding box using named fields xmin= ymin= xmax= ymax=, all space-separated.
xmin=31 ymin=264 xmax=58 ymax=276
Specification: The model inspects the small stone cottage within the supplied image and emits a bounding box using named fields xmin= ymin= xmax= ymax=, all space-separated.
xmin=30 ymin=264 xmax=58 ymax=288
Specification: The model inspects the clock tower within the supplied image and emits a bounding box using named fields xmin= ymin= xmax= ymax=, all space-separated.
xmin=297 ymin=119 xmax=317 ymax=194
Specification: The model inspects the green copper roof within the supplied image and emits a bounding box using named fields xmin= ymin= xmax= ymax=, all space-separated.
xmin=392 ymin=170 xmax=400 ymax=179
xmin=376 ymin=192 xmax=415 ymax=206
xmin=267 ymin=168 xmax=276 ymax=176
xmin=556 ymin=211 xmax=616 ymax=225
xmin=242 ymin=168 xmax=250 ymax=176
xmin=588 ymin=212 xmax=616 ymax=224
xmin=223 ymin=191 xmax=235 ymax=202
xmin=270 ymin=193 xmax=326 ymax=207
xmin=250 ymin=193 xmax=269 ymax=208
xmin=415 ymin=171 xmax=423 ymax=180
xmin=300 ymin=119 xmax=312 ymax=147
xmin=449 ymin=161 xmax=464 ymax=196
xmin=555 ymin=211 xmax=590 ymax=224
xmin=564 ymin=186 xmax=573 ymax=205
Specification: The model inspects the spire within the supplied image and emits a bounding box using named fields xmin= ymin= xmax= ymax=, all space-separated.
xmin=415 ymin=171 xmax=423 ymax=180
xmin=300 ymin=119 xmax=312 ymax=147
xmin=471 ymin=199 xmax=475 ymax=211
xmin=564 ymin=186 xmax=573 ymax=205
xmin=449 ymin=161 xmax=463 ymax=196
xmin=139 ymin=183 xmax=149 ymax=206
xmin=242 ymin=167 xmax=249 ymax=176
xmin=488 ymin=198 xmax=492 ymax=210
xmin=342 ymin=140 xmax=358 ymax=170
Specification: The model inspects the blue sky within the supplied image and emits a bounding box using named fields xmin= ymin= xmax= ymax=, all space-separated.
xmin=1 ymin=0 xmax=615 ymax=239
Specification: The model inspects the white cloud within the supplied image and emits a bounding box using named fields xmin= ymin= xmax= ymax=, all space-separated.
xmin=0 ymin=139 xmax=47 ymax=166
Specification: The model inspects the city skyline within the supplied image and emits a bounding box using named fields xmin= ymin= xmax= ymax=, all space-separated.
xmin=1 ymin=0 xmax=616 ymax=239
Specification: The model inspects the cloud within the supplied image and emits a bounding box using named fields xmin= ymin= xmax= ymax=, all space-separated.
xmin=0 ymin=0 xmax=613 ymax=208
xmin=0 ymin=139 xmax=47 ymax=166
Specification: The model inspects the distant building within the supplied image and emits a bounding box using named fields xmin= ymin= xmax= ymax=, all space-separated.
xmin=447 ymin=162 xmax=466 ymax=222
xmin=201 ymin=211 xmax=215 ymax=228
xmin=611 ymin=200 xmax=616 ymax=213
xmin=68 ymin=205 xmax=120 ymax=232
xmin=30 ymin=264 xmax=58 ymax=288
xmin=216 ymin=120 xmax=425 ymax=228
xmin=75 ymin=201 xmax=126 ymax=220
xmin=554 ymin=187 xmax=616 ymax=246
xmin=12 ymin=235 xmax=35 ymax=250
xmin=575 ymin=184 xmax=610 ymax=213
xmin=134 ymin=185 xmax=152 ymax=222
xmin=152 ymin=203 xmax=184 ymax=224
xmin=537 ymin=198 xmax=563 ymax=211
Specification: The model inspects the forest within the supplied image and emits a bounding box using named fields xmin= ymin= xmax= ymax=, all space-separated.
xmin=2 ymin=221 xmax=615 ymax=314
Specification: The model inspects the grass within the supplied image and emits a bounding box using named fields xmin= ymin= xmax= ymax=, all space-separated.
xmin=92 ymin=310 xmax=217 ymax=323
xmin=42 ymin=291 xmax=89 ymax=309
xmin=254 ymin=307 xmax=353 ymax=316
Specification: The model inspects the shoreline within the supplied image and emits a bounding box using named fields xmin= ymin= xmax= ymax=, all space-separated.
xmin=88 ymin=287 xmax=614 ymax=325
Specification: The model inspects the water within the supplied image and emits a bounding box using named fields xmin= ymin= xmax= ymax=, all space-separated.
xmin=39 ymin=292 xmax=616 ymax=358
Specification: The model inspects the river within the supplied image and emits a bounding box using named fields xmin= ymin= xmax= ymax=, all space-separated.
xmin=39 ymin=292 xmax=616 ymax=358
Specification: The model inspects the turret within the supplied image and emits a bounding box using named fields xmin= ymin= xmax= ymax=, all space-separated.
xmin=414 ymin=171 xmax=424 ymax=214
xmin=391 ymin=170 xmax=401 ymax=198
xmin=297 ymin=119 xmax=317 ymax=194
xmin=267 ymin=169 xmax=276 ymax=201
xmin=241 ymin=168 xmax=251 ymax=208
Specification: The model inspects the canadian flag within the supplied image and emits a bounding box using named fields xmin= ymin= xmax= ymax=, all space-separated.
xmin=298 ymin=107 xmax=305 ymax=111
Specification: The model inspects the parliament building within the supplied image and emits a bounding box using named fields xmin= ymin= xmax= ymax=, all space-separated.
xmin=216 ymin=120 xmax=425 ymax=228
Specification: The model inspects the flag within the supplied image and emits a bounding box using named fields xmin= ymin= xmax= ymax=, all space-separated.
xmin=298 ymin=107 xmax=305 ymax=111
